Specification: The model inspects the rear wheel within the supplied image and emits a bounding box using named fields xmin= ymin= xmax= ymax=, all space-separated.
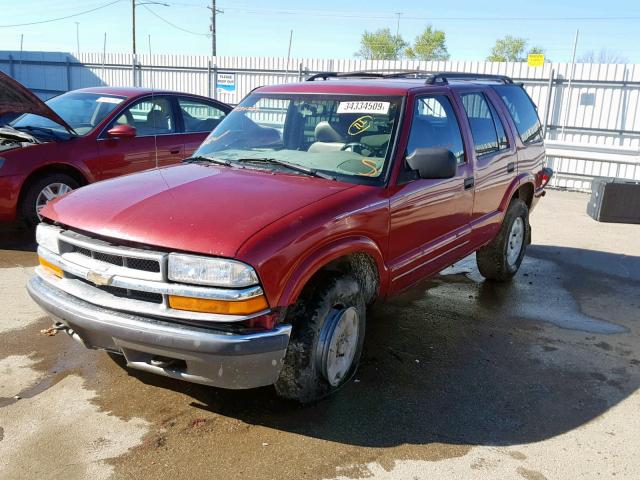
xmin=20 ymin=173 xmax=79 ymax=227
xmin=275 ymin=273 xmax=366 ymax=403
xmin=476 ymin=198 xmax=529 ymax=282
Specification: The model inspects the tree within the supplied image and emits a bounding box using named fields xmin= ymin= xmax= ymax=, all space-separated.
xmin=405 ymin=25 xmax=450 ymax=61
xmin=578 ymin=49 xmax=629 ymax=64
xmin=487 ymin=36 xmax=544 ymax=62
xmin=356 ymin=28 xmax=407 ymax=60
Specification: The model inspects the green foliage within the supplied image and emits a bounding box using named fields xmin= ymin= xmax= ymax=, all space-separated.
xmin=487 ymin=36 xmax=526 ymax=62
xmin=355 ymin=28 xmax=407 ymax=60
xmin=487 ymin=36 xmax=545 ymax=62
xmin=405 ymin=26 xmax=450 ymax=61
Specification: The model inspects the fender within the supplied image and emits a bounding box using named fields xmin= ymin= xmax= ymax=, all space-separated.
xmin=23 ymin=161 xmax=93 ymax=188
xmin=277 ymin=235 xmax=389 ymax=308
xmin=498 ymin=172 xmax=536 ymax=212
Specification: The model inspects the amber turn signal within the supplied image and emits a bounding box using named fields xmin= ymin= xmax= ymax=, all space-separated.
xmin=168 ymin=294 xmax=269 ymax=315
xmin=38 ymin=257 xmax=63 ymax=278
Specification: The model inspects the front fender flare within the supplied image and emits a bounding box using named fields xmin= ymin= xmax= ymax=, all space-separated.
xmin=276 ymin=236 xmax=389 ymax=308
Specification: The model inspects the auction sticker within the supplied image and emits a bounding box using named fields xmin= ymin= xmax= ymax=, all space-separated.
xmin=96 ymin=96 xmax=123 ymax=104
xmin=337 ymin=101 xmax=390 ymax=115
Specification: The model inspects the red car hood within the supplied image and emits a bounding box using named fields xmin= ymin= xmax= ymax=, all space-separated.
xmin=42 ymin=164 xmax=354 ymax=257
xmin=0 ymin=71 xmax=73 ymax=132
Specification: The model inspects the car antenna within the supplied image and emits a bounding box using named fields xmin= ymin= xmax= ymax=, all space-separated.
xmin=148 ymin=34 xmax=159 ymax=170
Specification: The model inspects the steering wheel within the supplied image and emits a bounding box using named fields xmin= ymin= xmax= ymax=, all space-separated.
xmin=341 ymin=142 xmax=371 ymax=156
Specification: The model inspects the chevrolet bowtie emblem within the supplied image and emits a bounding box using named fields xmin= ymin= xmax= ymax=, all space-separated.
xmin=86 ymin=269 xmax=113 ymax=286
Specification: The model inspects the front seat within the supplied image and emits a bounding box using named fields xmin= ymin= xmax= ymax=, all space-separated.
xmin=308 ymin=121 xmax=345 ymax=153
xmin=145 ymin=109 xmax=170 ymax=134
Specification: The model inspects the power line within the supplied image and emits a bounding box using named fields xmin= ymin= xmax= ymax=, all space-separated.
xmin=0 ymin=0 xmax=123 ymax=28
xmin=140 ymin=4 xmax=209 ymax=36
xmin=215 ymin=6 xmax=640 ymax=22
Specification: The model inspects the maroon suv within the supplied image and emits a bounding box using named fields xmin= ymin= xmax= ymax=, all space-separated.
xmin=28 ymin=71 xmax=552 ymax=402
xmin=0 ymin=72 xmax=230 ymax=225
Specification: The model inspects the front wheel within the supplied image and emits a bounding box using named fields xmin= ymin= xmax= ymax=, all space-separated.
xmin=275 ymin=273 xmax=366 ymax=403
xmin=476 ymin=198 xmax=529 ymax=282
xmin=20 ymin=174 xmax=79 ymax=227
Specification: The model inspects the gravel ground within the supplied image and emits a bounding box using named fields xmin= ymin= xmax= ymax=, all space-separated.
xmin=0 ymin=189 xmax=639 ymax=480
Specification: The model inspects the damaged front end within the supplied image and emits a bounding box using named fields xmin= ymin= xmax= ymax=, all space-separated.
xmin=0 ymin=125 xmax=41 ymax=153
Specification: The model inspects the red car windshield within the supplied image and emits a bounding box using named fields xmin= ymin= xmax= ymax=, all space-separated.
xmin=195 ymin=93 xmax=403 ymax=184
xmin=12 ymin=92 xmax=125 ymax=136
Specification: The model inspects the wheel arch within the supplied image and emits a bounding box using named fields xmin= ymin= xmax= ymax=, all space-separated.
xmin=18 ymin=163 xmax=90 ymax=208
xmin=277 ymin=237 xmax=388 ymax=308
xmin=500 ymin=174 xmax=536 ymax=211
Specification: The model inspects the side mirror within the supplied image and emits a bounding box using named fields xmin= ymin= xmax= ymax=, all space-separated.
xmin=406 ymin=148 xmax=457 ymax=179
xmin=107 ymin=124 xmax=137 ymax=139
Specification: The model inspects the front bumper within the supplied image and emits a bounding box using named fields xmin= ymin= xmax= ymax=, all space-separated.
xmin=28 ymin=275 xmax=292 ymax=389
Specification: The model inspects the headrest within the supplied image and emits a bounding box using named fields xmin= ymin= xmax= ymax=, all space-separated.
xmin=314 ymin=121 xmax=344 ymax=143
xmin=147 ymin=109 xmax=167 ymax=127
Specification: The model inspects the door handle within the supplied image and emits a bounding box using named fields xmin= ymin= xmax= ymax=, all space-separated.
xmin=507 ymin=162 xmax=515 ymax=173
xmin=169 ymin=148 xmax=181 ymax=154
xmin=464 ymin=177 xmax=475 ymax=189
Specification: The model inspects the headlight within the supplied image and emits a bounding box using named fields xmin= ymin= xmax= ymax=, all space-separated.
xmin=35 ymin=223 xmax=61 ymax=254
xmin=168 ymin=253 xmax=259 ymax=287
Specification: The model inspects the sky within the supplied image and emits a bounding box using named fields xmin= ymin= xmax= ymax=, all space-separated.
xmin=1 ymin=0 xmax=639 ymax=62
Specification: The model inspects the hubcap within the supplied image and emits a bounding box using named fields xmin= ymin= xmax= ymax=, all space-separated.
xmin=506 ymin=216 xmax=525 ymax=266
xmin=35 ymin=183 xmax=72 ymax=220
xmin=319 ymin=306 xmax=360 ymax=387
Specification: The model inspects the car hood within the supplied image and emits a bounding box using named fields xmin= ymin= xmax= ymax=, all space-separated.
xmin=42 ymin=163 xmax=354 ymax=257
xmin=0 ymin=71 xmax=73 ymax=132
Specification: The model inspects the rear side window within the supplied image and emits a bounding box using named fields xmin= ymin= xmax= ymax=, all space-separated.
xmin=487 ymin=100 xmax=509 ymax=150
xmin=406 ymin=95 xmax=465 ymax=164
xmin=493 ymin=85 xmax=543 ymax=144
xmin=461 ymin=93 xmax=499 ymax=156
xmin=178 ymin=98 xmax=226 ymax=133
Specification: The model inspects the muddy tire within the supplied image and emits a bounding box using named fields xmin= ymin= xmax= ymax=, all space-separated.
xmin=275 ymin=273 xmax=366 ymax=403
xmin=20 ymin=173 xmax=79 ymax=227
xmin=476 ymin=198 xmax=529 ymax=282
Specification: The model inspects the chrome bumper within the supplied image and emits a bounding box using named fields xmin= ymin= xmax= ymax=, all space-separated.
xmin=28 ymin=275 xmax=292 ymax=389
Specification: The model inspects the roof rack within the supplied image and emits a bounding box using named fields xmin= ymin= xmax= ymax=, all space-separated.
xmin=424 ymin=72 xmax=513 ymax=85
xmin=306 ymin=70 xmax=514 ymax=85
xmin=306 ymin=70 xmax=431 ymax=81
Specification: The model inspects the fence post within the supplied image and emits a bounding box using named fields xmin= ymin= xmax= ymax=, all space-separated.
xmin=543 ymin=66 xmax=555 ymax=139
xmin=132 ymin=54 xmax=137 ymax=87
xmin=213 ymin=64 xmax=218 ymax=100
xmin=207 ymin=59 xmax=212 ymax=98
xmin=298 ymin=62 xmax=303 ymax=82
xmin=66 ymin=57 xmax=71 ymax=92
xmin=8 ymin=54 xmax=14 ymax=78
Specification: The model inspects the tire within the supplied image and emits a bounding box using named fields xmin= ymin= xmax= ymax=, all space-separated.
xmin=275 ymin=273 xmax=366 ymax=403
xmin=476 ymin=198 xmax=529 ymax=282
xmin=20 ymin=173 xmax=79 ymax=227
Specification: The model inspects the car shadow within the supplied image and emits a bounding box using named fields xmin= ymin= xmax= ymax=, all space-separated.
xmin=0 ymin=224 xmax=38 ymax=267
xmin=120 ymin=244 xmax=640 ymax=448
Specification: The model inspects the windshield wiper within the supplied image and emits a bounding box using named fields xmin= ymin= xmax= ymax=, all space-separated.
xmin=183 ymin=155 xmax=233 ymax=167
xmin=14 ymin=125 xmax=69 ymax=140
xmin=235 ymin=157 xmax=335 ymax=180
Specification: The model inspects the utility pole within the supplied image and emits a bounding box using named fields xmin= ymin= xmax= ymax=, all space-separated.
xmin=132 ymin=1 xmax=169 ymax=55
xmin=395 ymin=12 xmax=402 ymax=60
xmin=75 ymin=22 xmax=80 ymax=56
xmin=132 ymin=0 xmax=136 ymax=55
xmin=207 ymin=0 xmax=223 ymax=57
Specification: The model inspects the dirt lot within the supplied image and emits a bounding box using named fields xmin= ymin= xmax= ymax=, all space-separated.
xmin=1 ymin=190 xmax=639 ymax=480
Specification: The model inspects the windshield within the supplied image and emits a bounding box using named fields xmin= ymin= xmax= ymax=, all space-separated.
xmin=194 ymin=93 xmax=403 ymax=184
xmin=12 ymin=92 xmax=125 ymax=136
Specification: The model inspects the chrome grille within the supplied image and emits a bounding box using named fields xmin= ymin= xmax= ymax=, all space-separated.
xmin=68 ymin=273 xmax=164 ymax=304
xmin=35 ymin=225 xmax=267 ymax=323
xmin=63 ymin=241 xmax=161 ymax=273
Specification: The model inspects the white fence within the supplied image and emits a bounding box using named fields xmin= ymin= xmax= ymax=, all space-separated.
xmin=1 ymin=51 xmax=639 ymax=191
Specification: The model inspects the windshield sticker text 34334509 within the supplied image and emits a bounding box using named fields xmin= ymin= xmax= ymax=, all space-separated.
xmin=337 ymin=101 xmax=390 ymax=115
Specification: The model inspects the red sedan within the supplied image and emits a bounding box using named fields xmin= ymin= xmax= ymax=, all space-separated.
xmin=0 ymin=72 xmax=230 ymax=225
